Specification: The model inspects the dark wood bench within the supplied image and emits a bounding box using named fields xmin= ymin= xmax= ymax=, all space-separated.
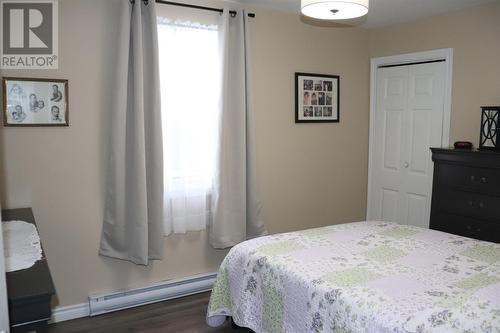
xmin=2 ymin=208 xmax=56 ymax=333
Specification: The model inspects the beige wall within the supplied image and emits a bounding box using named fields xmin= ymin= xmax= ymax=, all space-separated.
xmin=0 ymin=0 xmax=369 ymax=306
xmin=369 ymin=2 xmax=500 ymax=147
xmin=249 ymin=6 xmax=370 ymax=235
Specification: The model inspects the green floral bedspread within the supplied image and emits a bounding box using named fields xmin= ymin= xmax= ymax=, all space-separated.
xmin=206 ymin=221 xmax=500 ymax=333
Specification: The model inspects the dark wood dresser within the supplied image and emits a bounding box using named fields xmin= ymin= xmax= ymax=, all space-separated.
xmin=2 ymin=208 xmax=56 ymax=333
xmin=430 ymin=148 xmax=500 ymax=243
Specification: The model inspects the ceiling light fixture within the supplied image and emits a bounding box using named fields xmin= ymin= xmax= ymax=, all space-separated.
xmin=301 ymin=0 xmax=369 ymax=20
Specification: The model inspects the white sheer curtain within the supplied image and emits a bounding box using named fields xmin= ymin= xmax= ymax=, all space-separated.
xmin=157 ymin=19 xmax=221 ymax=235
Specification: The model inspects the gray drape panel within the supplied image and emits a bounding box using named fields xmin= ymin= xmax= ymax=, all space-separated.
xmin=99 ymin=0 xmax=164 ymax=265
xmin=210 ymin=9 xmax=267 ymax=248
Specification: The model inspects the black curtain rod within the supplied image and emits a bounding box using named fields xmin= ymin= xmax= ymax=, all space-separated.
xmin=156 ymin=0 xmax=255 ymax=18
xmin=378 ymin=59 xmax=445 ymax=68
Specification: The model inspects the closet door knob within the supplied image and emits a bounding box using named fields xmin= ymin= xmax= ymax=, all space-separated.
xmin=403 ymin=162 xmax=409 ymax=168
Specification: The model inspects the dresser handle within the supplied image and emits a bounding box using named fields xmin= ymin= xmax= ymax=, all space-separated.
xmin=468 ymin=201 xmax=474 ymax=207
xmin=481 ymin=177 xmax=487 ymax=183
xmin=466 ymin=225 xmax=472 ymax=230
xmin=477 ymin=228 xmax=482 ymax=233
xmin=479 ymin=202 xmax=485 ymax=209
xmin=470 ymin=175 xmax=476 ymax=182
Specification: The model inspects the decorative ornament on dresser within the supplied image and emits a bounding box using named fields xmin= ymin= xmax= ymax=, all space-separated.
xmin=454 ymin=141 xmax=473 ymax=150
xmin=479 ymin=106 xmax=500 ymax=151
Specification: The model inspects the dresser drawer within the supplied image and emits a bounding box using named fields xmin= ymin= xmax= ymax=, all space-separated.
xmin=9 ymin=294 xmax=52 ymax=326
xmin=431 ymin=213 xmax=500 ymax=243
xmin=435 ymin=189 xmax=500 ymax=222
xmin=430 ymin=148 xmax=500 ymax=243
xmin=436 ymin=164 xmax=500 ymax=195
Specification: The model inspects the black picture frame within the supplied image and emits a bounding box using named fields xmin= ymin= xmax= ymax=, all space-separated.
xmin=479 ymin=106 xmax=500 ymax=151
xmin=2 ymin=77 xmax=69 ymax=127
xmin=295 ymin=72 xmax=339 ymax=123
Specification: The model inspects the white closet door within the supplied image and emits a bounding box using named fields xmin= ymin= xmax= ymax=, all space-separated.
xmin=368 ymin=62 xmax=446 ymax=228
xmin=370 ymin=66 xmax=409 ymax=223
xmin=404 ymin=63 xmax=445 ymax=228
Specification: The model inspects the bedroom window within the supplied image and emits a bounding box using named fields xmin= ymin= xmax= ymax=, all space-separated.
xmin=157 ymin=18 xmax=220 ymax=235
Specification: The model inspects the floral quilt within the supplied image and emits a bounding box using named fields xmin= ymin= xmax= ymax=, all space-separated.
xmin=206 ymin=221 xmax=500 ymax=333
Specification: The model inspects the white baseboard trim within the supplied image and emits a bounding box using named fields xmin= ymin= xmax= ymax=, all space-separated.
xmin=51 ymin=272 xmax=217 ymax=323
xmin=51 ymin=302 xmax=89 ymax=323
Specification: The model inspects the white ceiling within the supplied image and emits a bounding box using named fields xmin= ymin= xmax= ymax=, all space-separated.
xmin=231 ymin=0 xmax=497 ymax=28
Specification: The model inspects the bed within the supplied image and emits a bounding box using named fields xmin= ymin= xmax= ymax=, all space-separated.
xmin=206 ymin=221 xmax=500 ymax=332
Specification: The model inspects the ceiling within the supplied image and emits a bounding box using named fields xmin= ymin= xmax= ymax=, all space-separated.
xmin=230 ymin=0 xmax=497 ymax=28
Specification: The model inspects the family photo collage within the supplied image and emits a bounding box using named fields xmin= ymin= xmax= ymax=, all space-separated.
xmin=3 ymin=78 xmax=68 ymax=126
xmin=302 ymin=79 xmax=334 ymax=118
xmin=295 ymin=73 xmax=339 ymax=123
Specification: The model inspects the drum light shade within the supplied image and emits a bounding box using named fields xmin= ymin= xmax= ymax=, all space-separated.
xmin=301 ymin=0 xmax=369 ymax=20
